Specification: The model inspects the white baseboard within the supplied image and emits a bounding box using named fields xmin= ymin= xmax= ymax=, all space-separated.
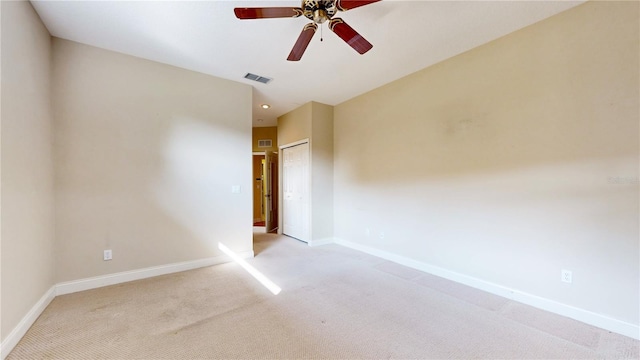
xmin=56 ymin=251 xmax=254 ymax=296
xmin=1 ymin=252 xmax=253 ymax=360
xmin=1 ymin=286 xmax=56 ymax=360
xmin=308 ymin=237 xmax=335 ymax=247
xmin=333 ymin=237 xmax=640 ymax=340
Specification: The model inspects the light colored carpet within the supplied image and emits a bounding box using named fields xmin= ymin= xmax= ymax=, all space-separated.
xmin=8 ymin=233 xmax=639 ymax=359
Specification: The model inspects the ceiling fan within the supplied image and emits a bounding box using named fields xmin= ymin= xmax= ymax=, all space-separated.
xmin=234 ymin=0 xmax=381 ymax=61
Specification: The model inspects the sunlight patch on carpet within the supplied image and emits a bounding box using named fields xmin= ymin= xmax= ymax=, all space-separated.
xmin=218 ymin=242 xmax=281 ymax=295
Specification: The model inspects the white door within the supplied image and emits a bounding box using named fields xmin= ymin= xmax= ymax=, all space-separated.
xmin=282 ymin=143 xmax=309 ymax=242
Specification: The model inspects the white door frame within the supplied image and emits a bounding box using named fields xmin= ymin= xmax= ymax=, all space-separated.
xmin=278 ymin=139 xmax=311 ymax=242
xmin=264 ymin=151 xmax=278 ymax=233
xmin=252 ymin=152 xmax=266 ymax=230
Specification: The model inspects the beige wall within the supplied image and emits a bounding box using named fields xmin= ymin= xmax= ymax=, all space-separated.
xmin=310 ymin=102 xmax=334 ymax=241
xmin=334 ymin=1 xmax=639 ymax=326
xmin=277 ymin=102 xmax=334 ymax=242
xmin=52 ymin=39 xmax=253 ymax=282
xmin=278 ymin=103 xmax=312 ymax=147
xmin=252 ymin=126 xmax=278 ymax=153
xmin=1 ymin=0 xmax=55 ymax=340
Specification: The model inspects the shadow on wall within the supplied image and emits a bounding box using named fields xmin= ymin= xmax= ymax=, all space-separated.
xmin=335 ymin=80 xmax=639 ymax=185
xmin=334 ymin=0 xmax=639 ymax=185
xmin=53 ymin=37 xmax=253 ymax=282
xmin=55 ymin=115 xmax=251 ymax=281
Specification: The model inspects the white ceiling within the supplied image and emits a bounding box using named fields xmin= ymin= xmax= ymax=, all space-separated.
xmin=31 ymin=0 xmax=584 ymax=127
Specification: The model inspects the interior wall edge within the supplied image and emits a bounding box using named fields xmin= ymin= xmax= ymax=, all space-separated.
xmin=55 ymin=251 xmax=254 ymax=296
xmin=0 ymin=251 xmax=254 ymax=359
xmin=332 ymin=237 xmax=640 ymax=340
xmin=0 ymin=286 xmax=56 ymax=360
xmin=307 ymin=237 xmax=336 ymax=247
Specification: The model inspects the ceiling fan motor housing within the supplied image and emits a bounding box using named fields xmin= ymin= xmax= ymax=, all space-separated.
xmin=303 ymin=0 xmax=337 ymax=23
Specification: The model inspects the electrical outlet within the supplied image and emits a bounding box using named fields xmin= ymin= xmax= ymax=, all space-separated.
xmin=379 ymin=232 xmax=385 ymax=240
xmin=104 ymin=249 xmax=113 ymax=261
xmin=365 ymin=228 xmax=370 ymax=237
xmin=561 ymin=269 xmax=572 ymax=283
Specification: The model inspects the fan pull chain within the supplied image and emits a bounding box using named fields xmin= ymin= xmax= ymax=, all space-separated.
xmin=320 ymin=23 xmax=323 ymax=42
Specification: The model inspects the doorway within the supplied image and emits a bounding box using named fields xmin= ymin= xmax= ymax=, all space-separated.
xmin=281 ymin=142 xmax=309 ymax=242
xmin=252 ymin=152 xmax=279 ymax=233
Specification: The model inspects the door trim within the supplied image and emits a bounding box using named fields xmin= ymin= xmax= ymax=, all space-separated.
xmin=280 ymin=138 xmax=310 ymax=150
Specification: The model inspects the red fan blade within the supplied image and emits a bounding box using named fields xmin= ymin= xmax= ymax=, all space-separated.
xmin=335 ymin=0 xmax=381 ymax=11
xmin=234 ymin=7 xmax=303 ymax=19
xmin=328 ymin=18 xmax=373 ymax=54
xmin=287 ymin=23 xmax=318 ymax=61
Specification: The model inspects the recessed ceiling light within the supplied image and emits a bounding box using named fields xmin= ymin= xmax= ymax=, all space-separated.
xmin=257 ymin=119 xmax=264 ymax=122
xmin=261 ymin=104 xmax=271 ymax=109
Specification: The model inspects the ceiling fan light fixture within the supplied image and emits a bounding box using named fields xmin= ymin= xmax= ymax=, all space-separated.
xmin=313 ymin=9 xmax=328 ymax=23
